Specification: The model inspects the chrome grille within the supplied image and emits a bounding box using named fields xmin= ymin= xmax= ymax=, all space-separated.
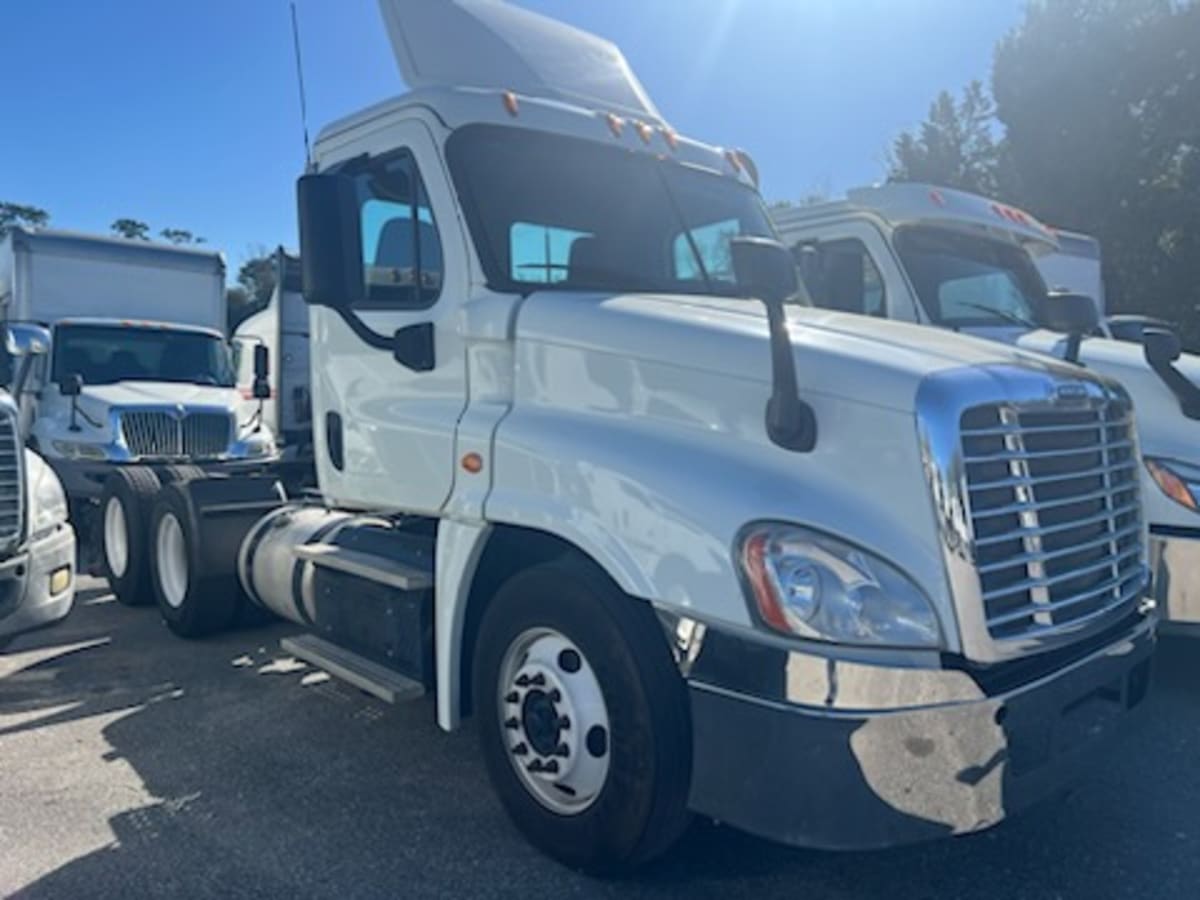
xmin=961 ymin=400 xmax=1144 ymax=641
xmin=0 ymin=411 xmax=23 ymax=545
xmin=119 ymin=410 xmax=232 ymax=460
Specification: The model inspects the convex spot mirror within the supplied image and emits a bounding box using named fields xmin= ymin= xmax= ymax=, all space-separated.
xmin=297 ymin=172 xmax=365 ymax=309
xmin=1143 ymin=327 xmax=1183 ymax=368
xmin=1042 ymin=292 xmax=1100 ymax=335
xmin=252 ymin=344 xmax=271 ymax=400
xmin=60 ymin=373 xmax=83 ymax=397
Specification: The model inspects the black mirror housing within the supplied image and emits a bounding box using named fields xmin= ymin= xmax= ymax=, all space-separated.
xmin=731 ymin=236 xmax=800 ymax=305
xmin=1042 ymin=292 xmax=1100 ymax=335
xmin=1143 ymin=326 xmax=1183 ymax=367
xmin=253 ymin=344 xmax=270 ymax=380
xmin=60 ymin=373 xmax=83 ymax=397
xmin=297 ymin=172 xmax=365 ymax=309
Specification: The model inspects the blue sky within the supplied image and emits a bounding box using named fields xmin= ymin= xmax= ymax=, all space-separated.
xmin=0 ymin=0 xmax=1023 ymax=279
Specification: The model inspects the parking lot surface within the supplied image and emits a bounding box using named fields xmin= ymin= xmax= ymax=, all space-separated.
xmin=1 ymin=579 xmax=1196 ymax=899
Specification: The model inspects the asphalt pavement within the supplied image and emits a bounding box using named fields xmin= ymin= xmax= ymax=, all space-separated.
xmin=0 ymin=579 xmax=1196 ymax=899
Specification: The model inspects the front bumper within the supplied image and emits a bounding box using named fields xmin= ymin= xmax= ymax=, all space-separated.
xmin=681 ymin=615 xmax=1155 ymax=850
xmin=1149 ymin=527 xmax=1200 ymax=630
xmin=0 ymin=524 xmax=77 ymax=645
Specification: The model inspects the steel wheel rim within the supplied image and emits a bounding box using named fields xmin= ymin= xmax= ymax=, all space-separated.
xmin=156 ymin=513 xmax=188 ymax=609
xmin=104 ymin=496 xmax=129 ymax=578
xmin=498 ymin=627 xmax=611 ymax=816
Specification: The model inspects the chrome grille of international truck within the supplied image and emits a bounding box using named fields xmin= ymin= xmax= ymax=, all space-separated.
xmin=119 ymin=411 xmax=232 ymax=460
xmin=960 ymin=399 xmax=1144 ymax=642
xmin=0 ymin=410 xmax=23 ymax=546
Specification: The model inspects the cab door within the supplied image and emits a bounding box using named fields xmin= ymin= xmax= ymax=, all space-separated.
xmin=312 ymin=119 xmax=467 ymax=514
xmin=786 ymin=220 xmax=922 ymax=323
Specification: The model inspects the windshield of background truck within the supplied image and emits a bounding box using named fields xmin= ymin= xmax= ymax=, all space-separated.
xmin=894 ymin=225 xmax=1047 ymax=328
xmin=51 ymin=325 xmax=235 ymax=387
xmin=446 ymin=124 xmax=776 ymax=296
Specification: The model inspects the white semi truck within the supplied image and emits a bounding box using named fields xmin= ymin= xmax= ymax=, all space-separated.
xmin=0 ymin=327 xmax=76 ymax=649
xmin=0 ymin=228 xmax=277 ymax=603
xmin=773 ymin=183 xmax=1200 ymax=632
xmin=124 ymin=0 xmax=1154 ymax=871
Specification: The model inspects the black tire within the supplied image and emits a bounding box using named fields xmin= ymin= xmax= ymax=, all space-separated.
xmin=473 ymin=558 xmax=692 ymax=874
xmin=156 ymin=465 xmax=207 ymax=484
xmin=147 ymin=484 xmax=241 ymax=638
xmin=98 ymin=467 xmax=162 ymax=606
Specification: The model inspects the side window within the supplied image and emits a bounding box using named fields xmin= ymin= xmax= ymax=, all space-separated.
xmin=510 ymin=223 xmax=591 ymax=283
xmin=673 ymin=218 xmax=739 ymax=285
xmin=356 ymin=152 xmax=444 ymax=309
xmin=796 ymin=239 xmax=886 ymax=317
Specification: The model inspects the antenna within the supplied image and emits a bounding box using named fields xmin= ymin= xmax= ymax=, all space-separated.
xmin=289 ymin=0 xmax=313 ymax=171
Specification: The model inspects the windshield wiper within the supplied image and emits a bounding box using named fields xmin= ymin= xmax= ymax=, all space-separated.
xmin=957 ymin=302 xmax=1037 ymax=329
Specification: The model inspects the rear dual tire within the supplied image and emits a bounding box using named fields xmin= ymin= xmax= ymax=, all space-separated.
xmin=148 ymin=484 xmax=243 ymax=638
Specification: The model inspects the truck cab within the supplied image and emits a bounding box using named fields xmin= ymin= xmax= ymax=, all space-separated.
xmin=773 ymin=183 xmax=1200 ymax=631
xmin=133 ymin=0 xmax=1155 ymax=871
xmin=0 ymin=228 xmax=277 ymax=599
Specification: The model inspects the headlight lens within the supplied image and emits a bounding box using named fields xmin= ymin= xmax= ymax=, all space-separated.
xmin=1145 ymin=458 xmax=1200 ymax=512
xmin=236 ymin=432 xmax=275 ymax=457
xmin=51 ymin=440 xmax=109 ymax=461
xmin=739 ymin=524 xmax=942 ymax=649
xmin=28 ymin=456 xmax=69 ymax=540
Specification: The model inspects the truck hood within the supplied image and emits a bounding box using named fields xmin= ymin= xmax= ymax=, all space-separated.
xmin=1018 ymin=329 xmax=1200 ymax=464
xmin=75 ymin=381 xmax=239 ymax=411
xmin=516 ymin=292 xmax=1081 ymax=412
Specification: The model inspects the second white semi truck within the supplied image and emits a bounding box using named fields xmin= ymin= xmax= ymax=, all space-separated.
xmin=119 ymin=0 xmax=1155 ymax=872
xmin=773 ymin=183 xmax=1200 ymax=632
xmin=0 ymin=229 xmax=277 ymax=603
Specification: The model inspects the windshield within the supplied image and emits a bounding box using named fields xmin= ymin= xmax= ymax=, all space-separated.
xmin=52 ymin=324 xmax=235 ymax=387
xmin=893 ymin=226 xmax=1047 ymax=328
xmin=446 ymin=124 xmax=776 ymax=296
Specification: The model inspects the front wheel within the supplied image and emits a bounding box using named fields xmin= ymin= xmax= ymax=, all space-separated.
xmin=473 ymin=558 xmax=692 ymax=873
xmin=99 ymin=467 xmax=162 ymax=606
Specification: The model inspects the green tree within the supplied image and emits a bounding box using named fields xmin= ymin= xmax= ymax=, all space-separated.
xmin=888 ymin=81 xmax=1006 ymax=196
xmin=0 ymin=202 xmax=49 ymax=239
xmin=227 ymin=250 xmax=277 ymax=331
xmin=992 ymin=0 xmax=1200 ymax=345
xmin=111 ymin=218 xmax=150 ymax=241
xmin=160 ymin=228 xmax=206 ymax=245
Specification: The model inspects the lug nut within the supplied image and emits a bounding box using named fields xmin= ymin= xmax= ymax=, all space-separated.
xmin=549 ymin=689 xmax=561 ymax=702
xmin=529 ymin=673 xmax=546 ymax=686
xmin=504 ymin=691 xmax=519 ymax=704
xmin=558 ymin=715 xmax=571 ymax=729
xmin=515 ymin=674 xmax=530 ymax=688
xmin=504 ymin=717 xmax=519 ymax=730
xmin=555 ymin=743 xmax=569 ymax=758
xmin=512 ymin=742 xmax=529 ymax=757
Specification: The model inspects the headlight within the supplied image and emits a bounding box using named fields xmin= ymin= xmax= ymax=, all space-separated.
xmin=738 ymin=523 xmax=942 ymax=649
xmin=1145 ymin=458 xmax=1200 ymax=512
xmin=51 ymin=440 xmax=109 ymax=461
xmin=236 ymin=431 xmax=275 ymax=458
xmin=27 ymin=454 xmax=69 ymax=540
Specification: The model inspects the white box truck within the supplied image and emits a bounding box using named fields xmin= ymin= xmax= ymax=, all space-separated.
xmin=0 ymin=326 xmax=76 ymax=649
xmin=0 ymin=229 xmax=277 ymax=604
xmin=122 ymin=0 xmax=1154 ymax=871
xmin=773 ymin=182 xmax=1200 ymax=631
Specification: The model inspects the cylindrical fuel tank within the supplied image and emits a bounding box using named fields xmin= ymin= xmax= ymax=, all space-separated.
xmin=237 ymin=504 xmax=389 ymax=625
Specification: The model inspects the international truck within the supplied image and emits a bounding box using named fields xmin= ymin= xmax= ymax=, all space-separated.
xmin=0 ymin=228 xmax=277 ymax=602
xmin=121 ymin=0 xmax=1154 ymax=872
xmin=773 ymin=183 xmax=1200 ymax=633
xmin=0 ymin=326 xmax=76 ymax=649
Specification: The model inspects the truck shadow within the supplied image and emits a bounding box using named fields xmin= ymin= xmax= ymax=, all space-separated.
xmin=3 ymin=593 xmax=1198 ymax=899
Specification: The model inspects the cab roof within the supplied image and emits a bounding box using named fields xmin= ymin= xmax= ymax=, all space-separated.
xmin=773 ymin=183 xmax=1059 ymax=251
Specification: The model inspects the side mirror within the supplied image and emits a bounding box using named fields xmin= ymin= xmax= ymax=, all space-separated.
xmin=3 ymin=323 xmax=50 ymax=358
xmin=296 ymin=172 xmax=365 ymax=309
xmin=252 ymin=344 xmax=271 ymax=400
xmin=730 ymin=237 xmax=816 ymax=452
xmin=60 ymin=373 xmax=83 ymax=397
xmin=1042 ymin=292 xmax=1100 ymax=364
xmin=732 ymin=236 xmax=800 ymax=305
xmin=1143 ymin=326 xmax=1183 ymax=368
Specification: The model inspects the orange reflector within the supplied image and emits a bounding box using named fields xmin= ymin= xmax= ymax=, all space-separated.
xmin=502 ymin=91 xmax=519 ymax=117
xmin=661 ymin=127 xmax=679 ymax=150
xmin=1147 ymin=460 xmax=1197 ymax=510
xmin=929 ymin=189 xmax=946 ymax=207
xmin=461 ymin=452 xmax=484 ymax=474
xmin=635 ymin=121 xmax=653 ymax=144
xmin=724 ymin=149 xmax=742 ymax=172
xmin=606 ymin=113 xmax=624 ymax=138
